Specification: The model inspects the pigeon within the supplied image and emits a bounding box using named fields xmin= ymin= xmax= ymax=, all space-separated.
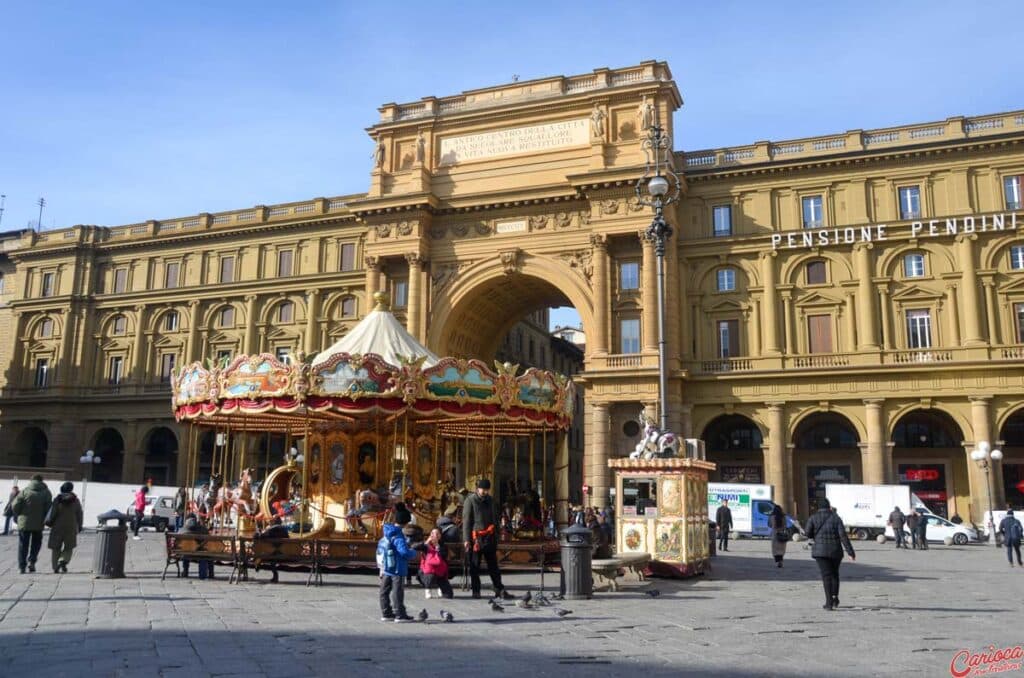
xmin=417 ymin=609 xmax=428 ymax=621
xmin=554 ymin=608 xmax=573 ymax=617
xmin=533 ymin=592 xmax=551 ymax=607
xmin=644 ymin=589 xmax=661 ymax=598
xmin=549 ymin=593 xmax=564 ymax=601
xmin=490 ymin=600 xmax=505 ymax=613
xmin=515 ymin=598 xmax=533 ymax=609
xmin=440 ymin=609 xmax=454 ymax=623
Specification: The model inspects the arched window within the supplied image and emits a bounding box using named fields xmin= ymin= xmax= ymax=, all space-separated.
xmin=218 ymin=306 xmax=235 ymax=328
xmin=903 ymin=253 xmax=925 ymax=278
xmin=806 ymin=260 xmax=827 ymax=285
xmin=340 ymin=297 xmax=356 ymax=318
xmin=716 ymin=268 xmax=736 ymax=291
xmin=278 ymin=301 xmax=294 ymax=323
xmin=38 ymin=318 xmax=54 ymax=338
xmin=112 ymin=315 xmax=127 ymax=335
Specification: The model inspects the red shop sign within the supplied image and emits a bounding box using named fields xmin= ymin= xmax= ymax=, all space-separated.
xmin=905 ymin=468 xmax=940 ymax=482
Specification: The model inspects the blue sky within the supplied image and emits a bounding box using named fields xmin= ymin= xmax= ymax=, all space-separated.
xmin=1 ymin=1 xmax=1021 ymax=329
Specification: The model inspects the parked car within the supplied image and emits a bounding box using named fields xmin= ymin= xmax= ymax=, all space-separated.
xmin=125 ymin=495 xmax=176 ymax=532
xmin=884 ymin=513 xmax=978 ymax=545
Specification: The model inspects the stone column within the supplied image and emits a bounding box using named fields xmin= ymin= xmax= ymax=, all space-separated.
xmin=676 ymin=250 xmax=690 ymax=359
xmin=968 ymin=396 xmax=1005 ymax=520
xmin=760 ymin=252 xmax=782 ymax=355
xmin=854 ymin=243 xmax=879 ymax=350
xmin=185 ymin=300 xmax=201 ymax=363
xmin=10 ymin=312 xmax=26 ymax=387
xmin=958 ymin=235 xmax=985 ymax=346
xmin=641 ymin=232 xmax=658 ymax=353
xmin=364 ymin=256 xmax=381 ymax=315
xmin=983 ymin=279 xmax=999 ymax=345
xmin=878 ymin=285 xmax=893 ymax=350
xmin=863 ymin=399 xmax=887 ymax=484
xmin=73 ymin=306 xmax=96 ymax=386
xmin=590 ymin=234 xmax=610 ymax=355
xmin=57 ymin=306 xmax=76 ymax=386
xmin=304 ymin=289 xmax=321 ymax=355
xmin=781 ymin=294 xmax=794 ymax=355
xmin=244 ymin=295 xmax=258 ymax=355
xmin=765 ymin=402 xmax=789 ymax=514
xmin=665 ymin=235 xmax=681 ymax=363
xmin=945 ymin=284 xmax=961 ymax=347
xmin=587 ymin=402 xmax=612 ymax=508
xmin=405 ymin=253 xmax=423 ymax=341
xmin=749 ymin=299 xmax=762 ymax=357
xmin=843 ymin=293 xmax=857 ymax=352
xmin=555 ymin=430 xmax=571 ymax=527
xmin=132 ymin=305 xmax=147 ymax=383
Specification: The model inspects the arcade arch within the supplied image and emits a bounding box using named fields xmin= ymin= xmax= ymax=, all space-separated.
xmin=91 ymin=427 xmax=125 ymax=483
xmin=143 ymin=426 xmax=178 ymax=486
xmin=702 ymin=414 xmax=765 ymax=484
xmin=998 ymin=408 xmax=1024 ymax=508
xmin=14 ymin=426 xmax=48 ymax=468
xmin=792 ymin=412 xmax=861 ymax=517
xmin=891 ymin=408 xmax=967 ymax=518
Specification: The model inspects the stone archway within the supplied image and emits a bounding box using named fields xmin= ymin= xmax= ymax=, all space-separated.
xmin=891 ymin=409 xmax=966 ymax=518
xmin=91 ymin=427 xmax=125 ymax=483
xmin=143 ymin=427 xmax=178 ymax=487
xmin=702 ymin=414 xmax=765 ymax=483
xmin=792 ymin=412 xmax=861 ymax=518
xmin=14 ymin=427 xmax=48 ymax=468
xmin=427 ymin=253 xmax=595 ymax=360
xmin=999 ymin=408 xmax=1024 ymax=508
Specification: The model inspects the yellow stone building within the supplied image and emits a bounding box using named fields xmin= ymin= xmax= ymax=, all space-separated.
xmin=1 ymin=61 xmax=1022 ymax=523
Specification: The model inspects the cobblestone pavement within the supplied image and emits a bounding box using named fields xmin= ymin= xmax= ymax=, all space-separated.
xmin=0 ymin=530 xmax=1021 ymax=677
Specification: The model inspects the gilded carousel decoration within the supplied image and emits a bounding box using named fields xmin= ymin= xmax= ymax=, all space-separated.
xmin=169 ymin=292 xmax=574 ymax=570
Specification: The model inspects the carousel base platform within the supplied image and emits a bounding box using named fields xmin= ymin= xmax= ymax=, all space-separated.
xmin=646 ymin=557 xmax=711 ymax=579
xmin=163 ymin=531 xmax=560 ymax=587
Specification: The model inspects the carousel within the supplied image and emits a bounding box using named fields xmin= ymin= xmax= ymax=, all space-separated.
xmin=168 ymin=292 xmax=574 ymax=573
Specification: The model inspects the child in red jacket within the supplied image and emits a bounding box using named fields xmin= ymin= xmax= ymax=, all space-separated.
xmin=419 ymin=528 xmax=453 ymax=599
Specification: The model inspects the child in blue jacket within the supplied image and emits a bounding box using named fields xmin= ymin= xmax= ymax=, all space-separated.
xmin=378 ymin=503 xmax=418 ymax=622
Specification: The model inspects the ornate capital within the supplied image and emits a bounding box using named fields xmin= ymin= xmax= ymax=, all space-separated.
xmin=244 ymin=295 xmax=257 ymax=304
xmin=364 ymin=255 xmax=380 ymax=270
xmin=405 ymin=252 xmax=425 ymax=268
xmin=589 ymin=233 xmax=608 ymax=251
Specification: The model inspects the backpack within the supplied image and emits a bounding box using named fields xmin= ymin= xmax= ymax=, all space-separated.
xmin=376 ymin=535 xmax=396 ymax=572
xmin=1009 ymin=519 xmax=1024 ymax=543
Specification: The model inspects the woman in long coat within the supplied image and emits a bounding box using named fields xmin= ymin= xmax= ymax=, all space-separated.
xmin=769 ymin=503 xmax=789 ymax=568
xmin=47 ymin=481 xmax=84 ymax=573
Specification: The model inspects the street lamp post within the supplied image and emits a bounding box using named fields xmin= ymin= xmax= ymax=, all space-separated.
xmin=970 ymin=441 xmax=1003 ymax=547
xmin=634 ymin=124 xmax=681 ymax=433
xmin=78 ymin=449 xmax=102 ymax=514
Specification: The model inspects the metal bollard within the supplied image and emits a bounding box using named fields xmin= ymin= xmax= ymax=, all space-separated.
xmin=559 ymin=522 xmax=593 ymax=600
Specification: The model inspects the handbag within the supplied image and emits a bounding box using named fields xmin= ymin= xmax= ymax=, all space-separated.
xmin=44 ymin=502 xmax=58 ymax=528
xmin=774 ymin=529 xmax=792 ymax=543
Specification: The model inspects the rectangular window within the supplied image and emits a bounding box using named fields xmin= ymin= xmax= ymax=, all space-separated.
xmin=109 ymin=356 xmax=124 ymax=385
xmin=164 ymin=311 xmax=179 ymax=332
xmin=164 ymin=262 xmax=180 ymax=289
xmin=275 ymin=347 xmax=291 ymax=363
xmin=904 ymin=253 xmax=926 ymax=278
xmin=341 ymin=297 xmax=356 ymax=317
xmin=1011 ymin=245 xmax=1024 ymax=271
xmin=41 ymin=272 xmax=55 ymax=297
xmin=219 ymin=256 xmax=235 ymax=283
xmin=802 ymin=195 xmax=824 ymax=229
xmin=113 ymin=316 xmax=127 ymax=335
xmin=279 ymin=301 xmax=294 ymax=323
xmin=807 ymin=314 xmax=833 ymax=354
xmin=806 ymin=260 xmax=827 ymax=285
xmin=277 ymin=250 xmax=293 ymax=277
xmin=34 ymin=358 xmax=49 ymax=388
xmin=712 ymin=205 xmax=732 ymax=237
xmin=160 ymin=353 xmax=176 ymax=382
xmin=620 ymin=262 xmax=640 ymax=290
xmin=219 ymin=306 xmax=234 ymax=327
xmin=1015 ymin=303 xmax=1024 ymax=343
xmin=1005 ymin=175 xmax=1022 ymax=210
xmin=898 ymin=186 xmax=921 ymax=220
xmin=216 ymin=349 xmax=232 ymax=364
xmin=620 ymin=318 xmax=640 ymax=354
xmin=39 ymin=319 xmax=54 ymax=338
xmin=716 ymin=268 xmax=736 ymax=292
xmin=393 ymin=280 xmax=408 ymax=308
xmin=717 ymin=319 xmax=739 ymax=358
xmin=906 ymin=309 xmax=932 ymax=349
xmin=113 ymin=268 xmax=127 ymax=294
xmin=340 ymin=243 xmax=356 ymax=272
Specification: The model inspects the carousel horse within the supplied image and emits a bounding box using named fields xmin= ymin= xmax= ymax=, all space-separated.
xmin=213 ymin=468 xmax=256 ymax=526
xmin=307 ymin=516 xmax=336 ymax=539
xmin=202 ymin=473 xmax=223 ymax=520
xmin=629 ymin=412 xmax=682 ymax=460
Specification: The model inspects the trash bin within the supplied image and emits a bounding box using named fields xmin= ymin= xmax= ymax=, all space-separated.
xmin=560 ymin=522 xmax=593 ymax=600
xmin=708 ymin=521 xmax=718 ymax=557
xmin=94 ymin=514 xmax=128 ymax=579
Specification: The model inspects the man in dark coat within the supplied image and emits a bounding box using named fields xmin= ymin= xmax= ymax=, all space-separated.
xmin=47 ymin=482 xmax=83 ymax=573
xmin=905 ymin=511 xmax=920 ymax=549
xmin=998 ymin=509 xmax=1023 ymax=567
xmin=10 ymin=474 xmax=52 ymax=574
xmin=462 ymin=478 xmax=512 ymax=600
xmin=917 ymin=513 xmax=929 ymax=550
xmin=804 ymin=498 xmax=856 ymax=610
xmin=715 ymin=500 xmax=734 ymax=551
xmin=888 ymin=506 xmax=907 ymax=549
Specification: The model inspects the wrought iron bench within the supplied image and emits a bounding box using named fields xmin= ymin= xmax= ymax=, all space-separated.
xmin=162 ymin=532 xmax=238 ymax=581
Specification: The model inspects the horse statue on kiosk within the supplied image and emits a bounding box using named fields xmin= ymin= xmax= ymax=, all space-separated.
xmin=629 ymin=410 xmax=681 ymax=460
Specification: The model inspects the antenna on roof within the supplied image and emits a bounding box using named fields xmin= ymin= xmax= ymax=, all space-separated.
xmin=36 ymin=197 xmax=45 ymax=233
xmin=0 ymin=194 xmax=6 ymax=228
xmin=512 ymin=74 xmax=519 ymax=82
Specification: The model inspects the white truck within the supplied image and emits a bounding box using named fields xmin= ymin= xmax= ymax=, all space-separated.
xmin=824 ymin=484 xmax=927 ymax=540
xmin=708 ymin=483 xmax=798 ymax=538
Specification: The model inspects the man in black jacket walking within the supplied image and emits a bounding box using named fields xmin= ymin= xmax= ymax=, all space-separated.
xmin=462 ymin=478 xmax=512 ymax=600
xmin=715 ymin=500 xmax=734 ymax=552
xmin=888 ymin=506 xmax=907 ymax=549
xmin=804 ymin=499 xmax=856 ymax=610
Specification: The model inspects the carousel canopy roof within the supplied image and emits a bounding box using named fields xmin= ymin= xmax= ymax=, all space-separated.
xmin=311 ymin=297 xmax=439 ymax=369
